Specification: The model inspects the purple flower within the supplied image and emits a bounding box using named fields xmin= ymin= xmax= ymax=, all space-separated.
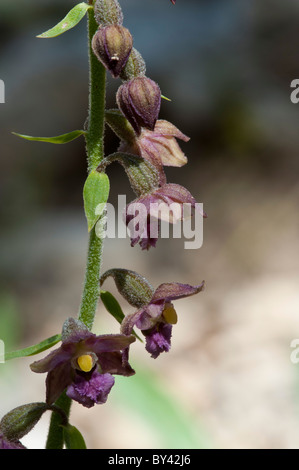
xmin=125 ymin=182 xmax=206 ymax=250
xmin=121 ymin=282 xmax=205 ymax=358
xmin=0 ymin=433 xmax=26 ymax=449
xmin=30 ymin=318 xmax=136 ymax=408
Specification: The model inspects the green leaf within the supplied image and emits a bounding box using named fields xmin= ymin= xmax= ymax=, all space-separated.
xmin=37 ymin=3 xmax=91 ymax=38
xmin=83 ymin=171 xmax=110 ymax=232
xmin=100 ymin=290 xmax=143 ymax=342
xmin=161 ymin=94 xmax=171 ymax=102
xmin=12 ymin=130 xmax=86 ymax=144
xmin=62 ymin=424 xmax=87 ymax=449
xmin=5 ymin=334 xmax=61 ymax=361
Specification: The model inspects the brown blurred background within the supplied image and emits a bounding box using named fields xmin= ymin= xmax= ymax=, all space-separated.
xmin=1 ymin=0 xmax=299 ymax=449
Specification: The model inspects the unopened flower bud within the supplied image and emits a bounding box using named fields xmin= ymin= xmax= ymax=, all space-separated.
xmin=94 ymin=0 xmax=124 ymax=26
xmin=120 ymin=48 xmax=146 ymax=81
xmin=92 ymin=25 xmax=133 ymax=78
xmin=116 ymin=77 xmax=161 ymax=134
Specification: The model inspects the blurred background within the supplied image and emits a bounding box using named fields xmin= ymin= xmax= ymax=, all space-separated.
xmin=1 ymin=0 xmax=299 ymax=449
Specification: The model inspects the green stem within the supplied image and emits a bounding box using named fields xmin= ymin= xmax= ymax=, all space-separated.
xmin=86 ymin=8 xmax=106 ymax=172
xmin=46 ymin=7 xmax=107 ymax=449
xmin=78 ymin=228 xmax=104 ymax=329
xmin=78 ymin=7 xmax=106 ymax=328
xmin=46 ymin=392 xmax=72 ymax=449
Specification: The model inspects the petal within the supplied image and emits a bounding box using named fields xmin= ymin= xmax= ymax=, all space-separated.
xmin=97 ymin=351 xmax=135 ymax=376
xmin=137 ymin=141 xmax=168 ymax=184
xmin=153 ymin=120 xmax=189 ymax=142
xmin=45 ymin=362 xmax=72 ymax=405
xmin=152 ymin=281 xmax=205 ymax=303
xmin=84 ymin=334 xmax=136 ymax=354
xmin=120 ymin=310 xmax=144 ymax=335
xmin=135 ymin=301 xmax=165 ymax=330
xmin=155 ymin=183 xmax=197 ymax=206
xmin=30 ymin=344 xmax=74 ymax=374
xmin=140 ymin=133 xmax=187 ymax=167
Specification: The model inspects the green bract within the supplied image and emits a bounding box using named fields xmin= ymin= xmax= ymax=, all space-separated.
xmin=83 ymin=171 xmax=110 ymax=232
xmin=12 ymin=130 xmax=86 ymax=144
xmin=5 ymin=335 xmax=62 ymax=361
xmin=62 ymin=424 xmax=87 ymax=450
xmin=37 ymin=3 xmax=91 ymax=39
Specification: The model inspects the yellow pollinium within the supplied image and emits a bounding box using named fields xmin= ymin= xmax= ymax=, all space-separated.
xmin=77 ymin=354 xmax=94 ymax=373
xmin=162 ymin=305 xmax=178 ymax=325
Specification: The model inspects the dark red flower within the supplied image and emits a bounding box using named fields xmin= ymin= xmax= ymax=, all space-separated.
xmin=30 ymin=318 xmax=135 ymax=408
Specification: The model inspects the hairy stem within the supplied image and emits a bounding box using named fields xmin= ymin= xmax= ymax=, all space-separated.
xmin=46 ymin=7 xmax=106 ymax=448
xmin=79 ymin=6 xmax=106 ymax=328
xmin=46 ymin=392 xmax=72 ymax=449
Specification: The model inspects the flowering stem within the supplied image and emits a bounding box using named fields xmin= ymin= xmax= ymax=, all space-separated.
xmin=46 ymin=6 xmax=106 ymax=448
xmin=45 ymin=392 xmax=72 ymax=449
xmin=78 ymin=5 xmax=106 ymax=329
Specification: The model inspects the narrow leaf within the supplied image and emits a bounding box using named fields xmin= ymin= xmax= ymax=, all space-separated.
xmin=5 ymin=334 xmax=61 ymax=361
xmin=37 ymin=3 xmax=91 ymax=38
xmin=12 ymin=130 xmax=86 ymax=144
xmin=161 ymin=94 xmax=171 ymax=102
xmin=100 ymin=290 xmax=143 ymax=342
xmin=83 ymin=171 xmax=110 ymax=232
xmin=62 ymin=424 xmax=87 ymax=449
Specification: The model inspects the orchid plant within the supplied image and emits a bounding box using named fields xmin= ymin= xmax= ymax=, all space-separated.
xmin=0 ymin=0 xmax=205 ymax=449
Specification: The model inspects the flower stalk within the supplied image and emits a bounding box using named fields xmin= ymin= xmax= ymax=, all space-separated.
xmin=46 ymin=6 xmax=108 ymax=448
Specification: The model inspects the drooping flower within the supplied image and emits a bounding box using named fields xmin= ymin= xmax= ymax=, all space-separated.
xmin=125 ymin=182 xmax=206 ymax=250
xmin=122 ymin=282 xmax=205 ymax=358
xmin=101 ymin=269 xmax=205 ymax=359
xmin=119 ymin=119 xmax=189 ymax=175
xmin=30 ymin=318 xmax=136 ymax=408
